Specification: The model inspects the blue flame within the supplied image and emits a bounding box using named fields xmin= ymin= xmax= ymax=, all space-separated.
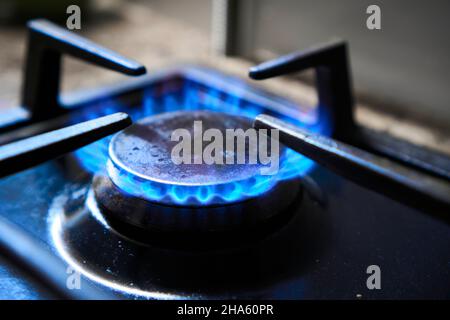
xmin=106 ymin=160 xmax=278 ymax=206
xmin=72 ymin=75 xmax=330 ymax=205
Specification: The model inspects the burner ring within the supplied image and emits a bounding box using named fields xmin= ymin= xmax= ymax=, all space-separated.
xmin=93 ymin=174 xmax=301 ymax=238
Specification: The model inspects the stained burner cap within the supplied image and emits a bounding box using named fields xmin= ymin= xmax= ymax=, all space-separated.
xmin=107 ymin=110 xmax=283 ymax=206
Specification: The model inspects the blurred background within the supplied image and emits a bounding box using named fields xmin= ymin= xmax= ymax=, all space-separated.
xmin=0 ymin=0 xmax=449 ymax=153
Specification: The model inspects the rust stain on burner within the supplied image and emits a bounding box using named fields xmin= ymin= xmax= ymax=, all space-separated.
xmin=109 ymin=110 xmax=280 ymax=186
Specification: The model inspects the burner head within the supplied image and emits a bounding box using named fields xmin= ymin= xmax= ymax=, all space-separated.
xmin=93 ymin=110 xmax=301 ymax=240
xmin=107 ymin=110 xmax=283 ymax=206
xmin=109 ymin=110 xmax=265 ymax=187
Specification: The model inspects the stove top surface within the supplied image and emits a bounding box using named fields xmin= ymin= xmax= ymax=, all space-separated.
xmin=1 ymin=157 xmax=449 ymax=299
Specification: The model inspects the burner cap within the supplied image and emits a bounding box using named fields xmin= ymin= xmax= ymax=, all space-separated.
xmin=109 ymin=110 xmax=267 ymax=186
xmin=107 ymin=110 xmax=283 ymax=206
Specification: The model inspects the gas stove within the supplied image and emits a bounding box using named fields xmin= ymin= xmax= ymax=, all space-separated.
xmin=0 ymin=19 xmax=449 ymax=300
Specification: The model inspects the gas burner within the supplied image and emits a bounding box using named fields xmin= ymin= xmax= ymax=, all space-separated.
xmin=92 ymin=110 xmax=301 ymax=243
xmin=107 ymin=110 xmax=279 ymax=205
